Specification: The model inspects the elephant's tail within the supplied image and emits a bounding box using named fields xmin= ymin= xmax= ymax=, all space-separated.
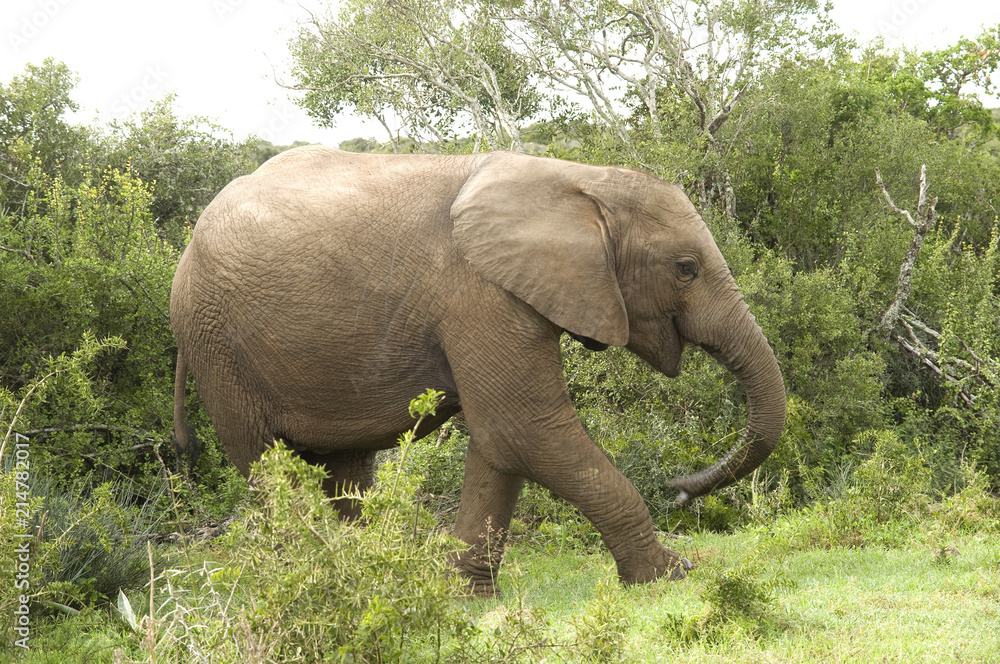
xmin=174 ymin=351 xmax=190 ymax=451
xmin=173 ymin=352 xmax=200 ymax=468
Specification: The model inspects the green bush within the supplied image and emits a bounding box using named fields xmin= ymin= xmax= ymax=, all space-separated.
xmin=698 ymin=556 xmax=780 ymax=640
xmin=0 ymin=337 xmax=172 ymax=657
xmin=849 ymin=430 xmax=932 ymax=521
xmin=112 ymin=392 xmax=473 ymax=663
xmin=749 ymin=430 xmax=936 ymax=553
xmin=930 ymin=465 xmax=1000 ymax=535
xmin=0 ymin=161 xmax=176 ymax=481
xmin=399 ymin=417 xmax=469 ymax=513
xmin=661 ymin=547 xmax=783 ymax=645
xmin=571 ymin=575 xmax=632 ymax=662
xmin=2 ymin=61 xmax=253 ymax=527
xmin=243 ymin=446 xmax=470 ymax=657
xmin=0 ymin=153 xmax=248 ymax=522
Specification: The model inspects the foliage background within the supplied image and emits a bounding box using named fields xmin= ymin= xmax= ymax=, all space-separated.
xmin=1 ymin=4 xmax=1000 ymax=658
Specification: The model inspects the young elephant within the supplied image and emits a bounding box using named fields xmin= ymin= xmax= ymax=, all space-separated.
xmin=171 ymin=147 xmax=785 ymax=595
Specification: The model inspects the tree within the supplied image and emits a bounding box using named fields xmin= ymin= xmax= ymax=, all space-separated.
xmin=97 ymin=94 xmax=257 ymax=245
xmin=0 ymin=59 xmax=91 ymax=215
xmin=1 ymin=62 xmax=255 ymax=248
xmin=915 ymin=24 xmax=1000 ymax=140
xmin=286 ymin=0 xmax=540 ymax=151
xmin=285 ymin=0 xmax=843 ymax=215
xmin=858 ymin=25 xmax=1000 ymax=141
xmin=507 ymin=0 xmax=838 ymax=142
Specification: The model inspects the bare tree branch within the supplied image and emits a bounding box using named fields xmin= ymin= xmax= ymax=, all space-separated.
xmin=875 ymin=166 xmax=998 ymax=408
xmin=889 ymin=328 xmax=975 ymax=407
xmin=876 ymin=165 xmax=938 ymax=334
xmin=0 ymin=244 xmax=33 ymax=260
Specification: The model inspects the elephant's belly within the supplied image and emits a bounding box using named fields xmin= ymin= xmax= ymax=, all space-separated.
xmin=257 ymin=345 xmax=459 ymax=453
xmin=276 ymin=388 xmax=460 ymax=452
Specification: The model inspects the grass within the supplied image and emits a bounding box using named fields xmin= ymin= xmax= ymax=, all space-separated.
xmin=771 ymin=540 xmax=999 ymax=663
xmin=486 ymin=530 xmax=1000 ymax=663
xmin=8 ymin=520 xmax=1000 ymax=663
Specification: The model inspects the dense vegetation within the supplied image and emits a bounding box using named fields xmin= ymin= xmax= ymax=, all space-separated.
xmin=2 ymin=1 xmax=1000 ymax=660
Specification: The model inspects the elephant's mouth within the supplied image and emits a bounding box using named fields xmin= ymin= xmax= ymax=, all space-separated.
xmin=658 ymin=320 xmax=685 ymax=377
xmin=568 ymin=331 xmax=610 ymax=352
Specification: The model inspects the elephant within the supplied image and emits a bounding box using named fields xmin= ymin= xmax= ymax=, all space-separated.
xmin=170 ymin=147 xmax=785 ymax=595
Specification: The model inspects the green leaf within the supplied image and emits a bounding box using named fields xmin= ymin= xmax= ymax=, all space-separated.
xmin=117 ymin=589 xmax=138 ymax=631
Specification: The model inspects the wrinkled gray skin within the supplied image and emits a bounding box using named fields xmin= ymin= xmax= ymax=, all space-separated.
xmin=171 ymin=147 xmax=785 ymax=595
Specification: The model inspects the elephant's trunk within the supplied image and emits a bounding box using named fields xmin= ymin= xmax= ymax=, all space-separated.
xmin=670 ymin=300 xmax=786 ymax=505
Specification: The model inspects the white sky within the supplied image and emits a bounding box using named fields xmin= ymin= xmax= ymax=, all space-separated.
xmin=2 ymin=0 xmax=999 ymax=146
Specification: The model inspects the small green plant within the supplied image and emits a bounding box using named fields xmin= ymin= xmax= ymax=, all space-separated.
xmin=572 ymin=575 xmax=632 ymax=662
xmin=32 ymin=477 xmax=168 ymax=612
xmin=0 ymin=472 xmax=168 ymax=653
xmin=463 ymin=560 xmax=558 ymax=664
xmin=699 ymin=557 xmax=779 ymax=637
xmin=932 ymin=464 xmax=1000 ymax=534
xmin=661 ymin=548 xmax=782 ymax=645
xmin=849 ymin=430 xmax=932 ymax=520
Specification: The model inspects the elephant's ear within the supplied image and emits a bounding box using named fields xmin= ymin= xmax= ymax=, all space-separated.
xmin=452 ymin=153 xmax=629 ymax=347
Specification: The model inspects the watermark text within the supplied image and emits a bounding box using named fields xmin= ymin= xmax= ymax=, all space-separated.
xmin=874 ymin=0 xmax=934 ymax=36
xmin=109 ymin=65 xmax=170 ymax=118
xmin=11 ymin=433 xmax=32 ymax=650
xmin=7 ymin=0 xmax=73 ymax=54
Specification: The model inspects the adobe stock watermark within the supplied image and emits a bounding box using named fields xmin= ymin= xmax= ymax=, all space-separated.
xmin=873 ymin=0 xmax=934 ymax=36
xmin=109 ymin=64 xmax=170 ymax=118
xmin=212 ymin=0 xmax=250 ymax=21
xmin=7 ymin=0 xmax=73 ymax=54
xmin=11 ymin=433 xmax=33 ymax=650
xmin=255 ymin=103 xmax=297 ymax=144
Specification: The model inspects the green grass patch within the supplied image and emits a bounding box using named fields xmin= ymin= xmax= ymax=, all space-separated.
xmin=483 ymin=530 xmax=1000 ymax=663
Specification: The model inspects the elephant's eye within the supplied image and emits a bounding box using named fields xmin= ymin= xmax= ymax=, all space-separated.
xmin=676 ymin=260 xmax=698 ymax=281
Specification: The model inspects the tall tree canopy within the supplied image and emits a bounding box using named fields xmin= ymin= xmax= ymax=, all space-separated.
xmin=288 ymin=0 xmax=540 ymax=151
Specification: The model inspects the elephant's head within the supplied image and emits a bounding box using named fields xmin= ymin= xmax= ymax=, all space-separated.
xmin=452 ymin=153 xmax=786 ymax=504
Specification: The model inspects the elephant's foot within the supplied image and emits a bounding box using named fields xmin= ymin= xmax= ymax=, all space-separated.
xmin=449 ymin=547 xmax=503 ymax=598
xmin=616 ymin=546 xmax=693 ymax=585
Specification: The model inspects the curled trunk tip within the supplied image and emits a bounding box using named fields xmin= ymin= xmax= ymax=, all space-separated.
xmin=669 ymin=430 xmax=779 ymax=505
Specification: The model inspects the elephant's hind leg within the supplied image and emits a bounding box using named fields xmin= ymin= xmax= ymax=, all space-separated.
xmin=450 ymin=443 xmax=524 ymax=596
xmin=185 ymin=341 xmax=273 ymax=479
xmin=297 ymin=449 xmax=377 ymax=520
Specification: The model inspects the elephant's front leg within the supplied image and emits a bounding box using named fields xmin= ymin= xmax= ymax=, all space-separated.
xmin=522 ymin=420 xmax=688 ymax=585
xmin=450 ymin=443 xmax=524 ymax=595
xmin=445 ymin=322 xmax=688 ymax=590
xmin=459 ymin=409 xmax=688 ymax=588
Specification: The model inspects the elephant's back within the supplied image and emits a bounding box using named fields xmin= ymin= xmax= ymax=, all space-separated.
xmin=170 ymin=147 xmax=483 ymax=431
xmin=197 ymin=147 xmax=483 ymax=244
xmin=180 ymin=148 xmax=483 ymax=288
